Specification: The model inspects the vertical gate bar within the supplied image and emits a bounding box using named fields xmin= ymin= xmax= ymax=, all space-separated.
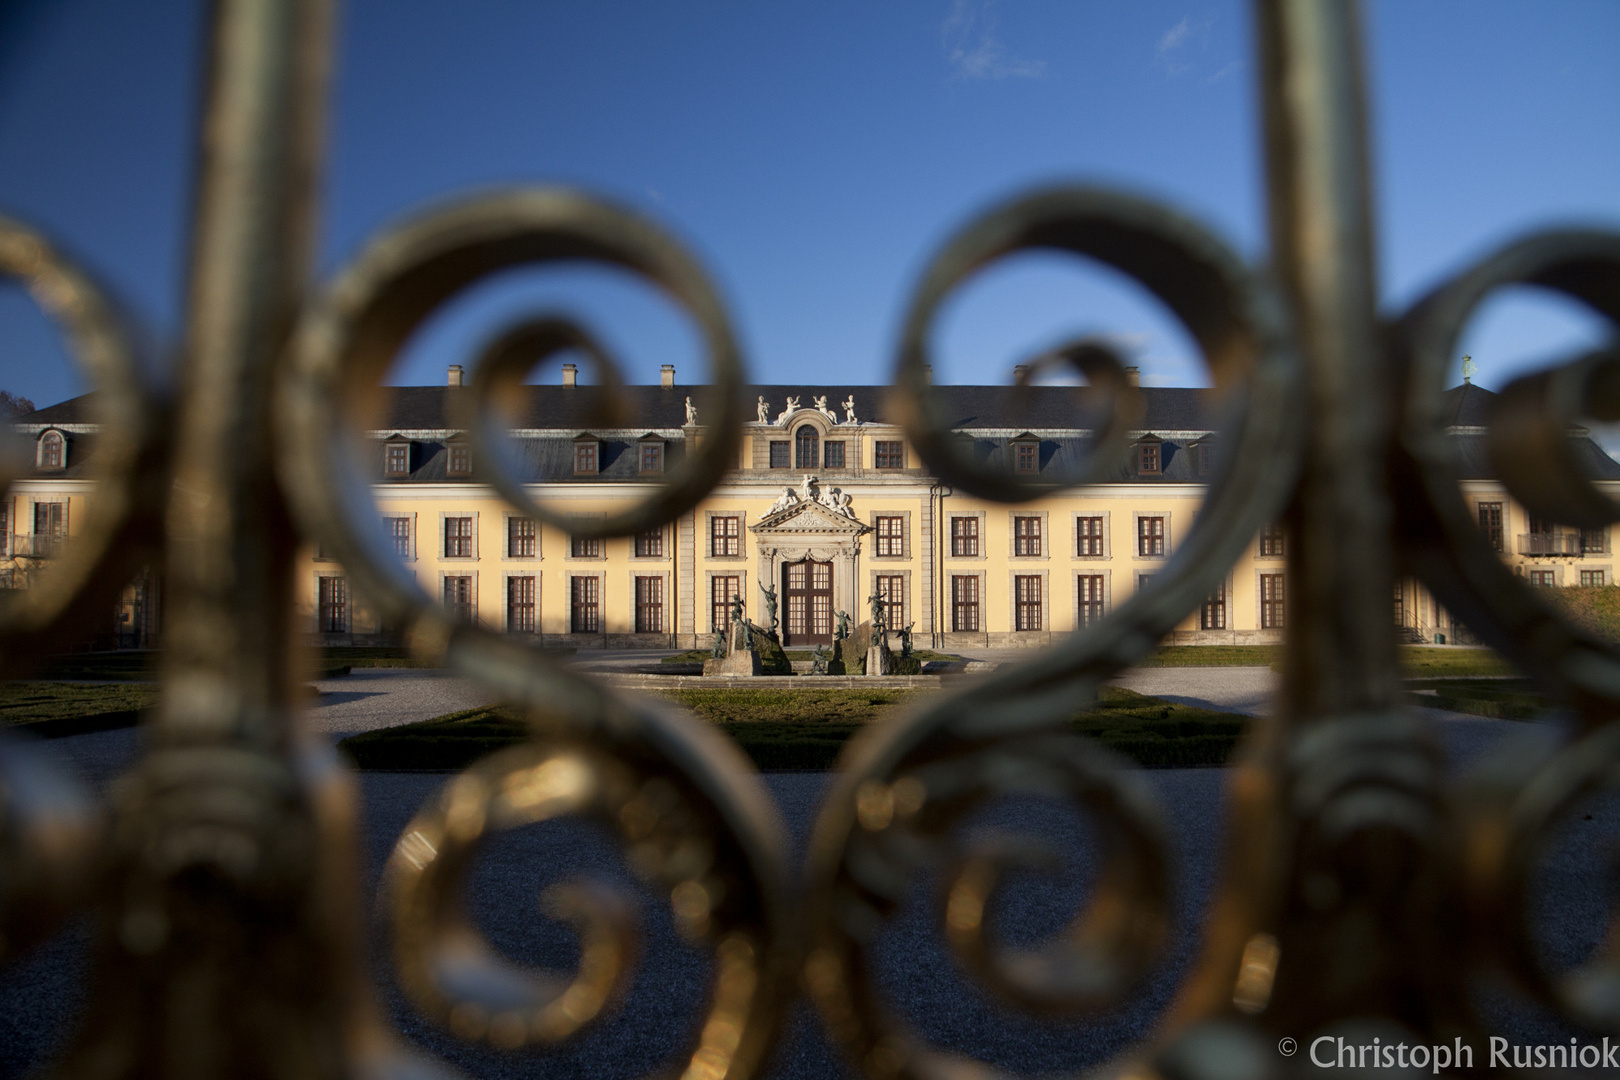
xmin=53 ymin=3 xmax=392 ymax=1077
xmin=1259 ymin=0 xmax=1398 ymax=718
xmin=160 ymin=0 xmax=331 ymax=739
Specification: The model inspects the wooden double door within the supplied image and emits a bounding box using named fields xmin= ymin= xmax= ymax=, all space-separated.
xmin=782 ymin=559 xmax=833 ymax=644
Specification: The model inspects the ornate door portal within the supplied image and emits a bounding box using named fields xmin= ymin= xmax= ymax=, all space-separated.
xmin=783 ymin=559 xmax=833 ymax=644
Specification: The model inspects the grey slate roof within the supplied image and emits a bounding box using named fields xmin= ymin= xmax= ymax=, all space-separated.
xmin=16 ymin=383 xmax=1620 ymax=484
xmin=365 ymin=384 xmax=1218 ymax=434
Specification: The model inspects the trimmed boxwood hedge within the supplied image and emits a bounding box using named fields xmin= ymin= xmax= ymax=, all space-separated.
xmin=336 ymin=685 xmax=1250 ymax=772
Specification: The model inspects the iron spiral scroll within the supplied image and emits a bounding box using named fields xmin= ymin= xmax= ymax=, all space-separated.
xmin=1 ymin=1 xmax=1619 ymax=1078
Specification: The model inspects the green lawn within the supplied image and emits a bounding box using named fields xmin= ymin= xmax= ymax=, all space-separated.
xmin=1405 ymin=677 xmax=1545 ymax=720
xmin=337 ymin=685 xmax=1249 ymax=772
xmin=0 ymin=681 xmax=158 ymax=736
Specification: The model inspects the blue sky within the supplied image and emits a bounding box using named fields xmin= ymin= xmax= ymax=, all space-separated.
xmin=0 ymin=0 xmax=1616 ymax=409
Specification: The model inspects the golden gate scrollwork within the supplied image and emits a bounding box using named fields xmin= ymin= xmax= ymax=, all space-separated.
xmin=2 ymin=1 xmax=1619 ymax=1078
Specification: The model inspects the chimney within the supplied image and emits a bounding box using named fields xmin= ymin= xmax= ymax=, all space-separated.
xmin=446 ymin=364 xmax=463 ymax=386
xmin=661 ymin=364 xmax=675 ymax=388
xmin=1013 ymin=364 xmax=1030 ymax=386
xmin=1125 ymin=366 xmax=1140 ymax=387
xmin=562 ymin=363 xmax=577 ymax=387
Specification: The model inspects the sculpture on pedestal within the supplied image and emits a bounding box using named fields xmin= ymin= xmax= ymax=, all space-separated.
xmin=760 ymin=582 xmax=778 ymax=635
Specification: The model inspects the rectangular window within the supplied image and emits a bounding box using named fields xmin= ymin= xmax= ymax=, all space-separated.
xmin=318 ymin=576 xmax=347 ymax=633
xmin=876 ymin=516 xmax=904 ymax=557
xmin=951 ymin=575 xmax=980 ymax=632
xmin=823 ymin=441 xmax=845 ymax=468
xmin=1478 ymin=502 xmax=1504 ymax=553
xmin=1138 ymin=516 xmax=1165 ymax=557
xmin=1077 ymin=575 xmax=1105 ymax=626
xmin=1529 ymin=515 xmax=1553 ymax=535
xmin=30 ymin=502 xmax=63 ymax=558
xmin=1259 ymin=522 xmax=1286 ymax=558
xmin=875 ymin=441 xmax=905 ymax=469
xmin=1582 ymin=570 xmax=1606 ymax=587
xmin=635 ymin=576 xmax=664 ymax=633
xmin=386 ymin=516 xmax=412 ymax=560
xmin=1530 ymin=570 xmax=1556 ymax=588
xmin=570 ymin=534 xmax=602 ymax=559
xmin=1260 ymin=573 xmax=1286 ymax=629
xmin=443 ymin=575 xmax=474 ymax=623
xmin=507 ymin=576 xmax=536 ymax=633
xmin=444 ymin=516 xmax=473 ymax=558
xmin=769 ymin=441 xmax=790 ymax=469
xmin=710 ymin=515 xmax=741 ymax=557
xmin=1581 ymin=527 xmax=1608 ymax=555
xmin=508 ymin=517 xmax=536 ymax=558
xmin=1015 ymin=442 xmax=1038 ymax=474
xmin=1077 ymin=516 xmax=1104 ymax=557
xmin=447 ymin=443 xmax=471 ymax=476
xmin=574 ymin=443 xmax=598 ymax=474
xmin=711 ymin=575 xmax=740 ymax=633
xmin=569 ymin=576 xmax=600 ymax=633
xmin=1014 ymin=575 xmax=1043 ymax=631
xmin=950 ymin=516 xmax=979 ymax=557
xmin=384 ymin=442 xmax=409 ymax=476
xmin=0 ymin=501 xmax=7 ymax=558
xmin=875 ymin=574 xmax=905 ymax=629
xmin=635 ymin=528 xmax=664 ymax=558
xmin=1139 ymin=573 xmax=1155 ymax=591
xmin=640 ymin=443 xmax=663 ymax=473
xmin=1194 ymin=442 xmax=1213 ymax=475
xmin=1138 ymin=443 xmax=1160 ymax=474
xmin=1201 ymin=581 xmax=1227 ymax=630
xmin=1013 ymin=515 xmax=1042 ymax=557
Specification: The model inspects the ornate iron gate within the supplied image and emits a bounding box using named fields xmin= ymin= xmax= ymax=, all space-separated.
xmin=2 ymin=1 xmax=1619 ymax=1077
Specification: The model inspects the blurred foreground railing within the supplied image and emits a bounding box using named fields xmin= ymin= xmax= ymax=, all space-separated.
xmin=3 ymin=2 xmax=1620 ymax=1078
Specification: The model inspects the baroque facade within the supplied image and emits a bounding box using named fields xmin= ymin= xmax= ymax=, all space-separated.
xmin=8 ymin=372 xmax=1619 ymax=650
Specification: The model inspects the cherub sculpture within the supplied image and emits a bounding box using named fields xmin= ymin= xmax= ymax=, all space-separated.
xmin=814 ymin=395 xmax=837 ymax=422
xmin=842 ymin=395 xmax=857 ymax=424
xmin=774 ymin=396 xmax=800 ymax=425
xmin=769 ymin=486 xmax=797 ymax=514
xmin=685 ymin=396 xmax=698 ymax=425
xmin=757 ymin=395 xmax=770 ymax=424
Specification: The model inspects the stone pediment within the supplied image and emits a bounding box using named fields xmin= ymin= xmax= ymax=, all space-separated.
xmin=753 ymin=499 xmax=869 ymax=534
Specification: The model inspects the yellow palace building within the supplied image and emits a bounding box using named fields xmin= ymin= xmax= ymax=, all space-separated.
xmin=8 ymin=368 xmax=1618 ymax=651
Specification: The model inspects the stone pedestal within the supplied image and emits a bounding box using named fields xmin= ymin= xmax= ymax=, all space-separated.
xmin=866 ymin=643 xmax=891 ymax=676
xmin=704 ymin=648 xmax=761 ymax=676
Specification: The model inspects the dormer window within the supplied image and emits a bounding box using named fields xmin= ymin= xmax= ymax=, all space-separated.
xmin=1190 ymin=437 xmax=1216 ymax=476
xmin=1137 ymin=440 xmax=1162 ymax=475
xmin=1011 ymin=435 xmax=1039 ymax=475
xmin=639 ymin=436 xmax=664 ymax=474
xmin=573 ymin=435 xmax=599 ymax=475
xmin=36 ymin=430 xmax=64 ymax=470
xmin=446 ymin=441 xmax=471 ymax=477
xmin=383 ymin=438 xmax=411 ymax=477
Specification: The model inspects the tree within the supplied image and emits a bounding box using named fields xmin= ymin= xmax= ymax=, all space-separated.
xmin=0 ymin=391 xmax=36 ymax=417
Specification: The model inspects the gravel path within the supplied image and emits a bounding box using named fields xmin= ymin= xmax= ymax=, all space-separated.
xmin=0 ymin=674 xmax=1605 ymax=1077
xmin=305 ymin=669 xmax=498 ymax=735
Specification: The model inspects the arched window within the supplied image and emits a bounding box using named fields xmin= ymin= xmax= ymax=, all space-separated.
xmin=795 ymin=424 xmax=819 ymax=469
xmin=37 ymin=430 xmax=63 ymax=469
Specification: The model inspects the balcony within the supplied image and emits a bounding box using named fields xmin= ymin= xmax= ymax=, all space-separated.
xmin=6 ymin=534 xmax=66 ymax=559
xmin=1518 ymin=531 xmax=1608 ymax=557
